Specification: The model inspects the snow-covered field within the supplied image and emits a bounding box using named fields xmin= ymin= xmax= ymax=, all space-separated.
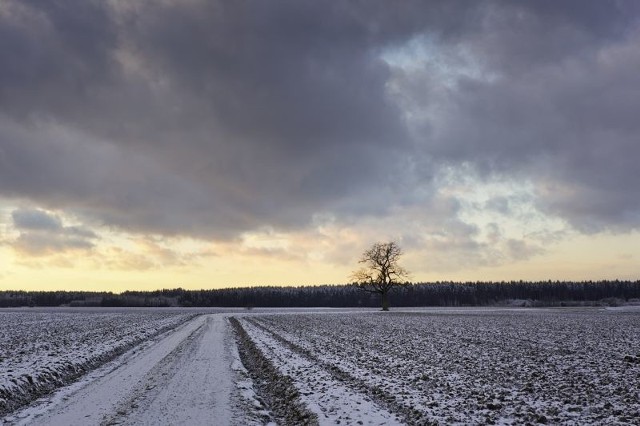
xmin=2 ymin=307 xmax=639 ymax=425
xmin=239 ymin=308 xmax=640 ymax=425
xmin=0 ymin=308 xmax=197 ymax=416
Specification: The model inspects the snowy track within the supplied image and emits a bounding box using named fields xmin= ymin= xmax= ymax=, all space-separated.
xmin=4 ymin=315 xmax=251 ymax=426
xmin=0 ymin=310 xmax=197 ymax=416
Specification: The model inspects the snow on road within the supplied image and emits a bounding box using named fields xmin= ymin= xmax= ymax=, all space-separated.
xmin=115 ymin=315 xmax=235 ymax=425
xmin=0 ymin=309 xmax=197 ymax=416
xmin=4 ymin=315 xmax=254 ymax=426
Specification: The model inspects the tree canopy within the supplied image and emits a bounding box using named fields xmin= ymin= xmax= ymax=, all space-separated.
xmin=351 ymin=241 xmax=410 ymax=310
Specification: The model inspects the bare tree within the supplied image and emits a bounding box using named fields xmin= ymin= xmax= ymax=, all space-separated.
xmin=351 ymin=241 xmax=409 ymax=311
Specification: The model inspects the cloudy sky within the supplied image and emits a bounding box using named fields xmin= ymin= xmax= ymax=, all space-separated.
xmin=1 ymin=0 xmax=639 ymax=291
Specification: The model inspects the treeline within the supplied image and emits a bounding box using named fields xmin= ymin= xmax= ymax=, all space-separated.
xmin=1 ymin=280 xmax=639 ymax=308
xmin=0 ymin=290 xmax=179 ymax=308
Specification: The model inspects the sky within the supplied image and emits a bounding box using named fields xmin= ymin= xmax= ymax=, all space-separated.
xmin=1 ymin=0 xmax=640 ymax=292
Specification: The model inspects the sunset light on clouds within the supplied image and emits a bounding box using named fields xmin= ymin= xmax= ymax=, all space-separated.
xmin=1 ymin=1 xmax=640 ymax=291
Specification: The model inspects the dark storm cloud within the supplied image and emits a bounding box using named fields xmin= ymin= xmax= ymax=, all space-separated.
xmin=0 ymin=118 xmax=256 ymax=236
xmin=0 ymin=0 xmax=639 ymax=238
xmin=0 ymin=0 xmax=117 ymax=122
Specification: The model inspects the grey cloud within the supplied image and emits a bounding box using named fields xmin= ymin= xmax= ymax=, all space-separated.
xmin=9 ymin=208 xmax=97 ymax=256
xmin=14 ymin=232 xmax=93 ymax=256
xmin=0 ymin=118 xmax=255 ymax=237
xmin=468 ymin=1 xmax=638 ymax=75
xmin=484 ymin=197 xmax=510 ymax=215
xmin=394 ymin=1 xmax=640 ymax=232
xmin=505 ymin=239 xmax=545 ymax=261
xmin=486 ymin=223 xmax=501 ymax=244
xmin=1 ymin=0 xmax=639 ymax=241
xmin=0 ymin=0 xmax=117 ymax=123
xmin=12 ymin=208 xmax=62 ymax=231
xmin=65 ymin=226 xmax=98 ymax=239
xmin=1 ymin=0 xmax=429 ymax=237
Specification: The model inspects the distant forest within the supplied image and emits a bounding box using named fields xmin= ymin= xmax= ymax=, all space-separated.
xmin=1 ymin=280 xmax=639 ymax=308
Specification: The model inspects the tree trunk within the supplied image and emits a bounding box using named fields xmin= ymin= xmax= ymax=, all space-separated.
xmin=381 ymin=290 xmax=389 ymax=311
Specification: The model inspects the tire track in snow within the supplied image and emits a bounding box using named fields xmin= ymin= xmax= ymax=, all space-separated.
xmin=250 ymin=317 xmax=431 ymax=425
xmin=230 ymin=317 xmax=315 ymax=425
xmin=8 ymin=315 xmax=257 ymax=426
xmin=101 ymin=319 xmax=209 ymax=425
xmin=240 ymin=317 xmax=404 ymax=426
xmin=107 ymin=315 xmax=240 ymax=425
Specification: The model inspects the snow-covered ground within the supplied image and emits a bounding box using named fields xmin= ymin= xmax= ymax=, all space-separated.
xmin=0 ymin=309 xmax=199 ymax=417
xmin=2 ymin=312 xmax=265 ymax=426
xmin=239 ymin=308 xmax=640 ymax=425
xmin=241 ymin=317 xmax=402 ymax=425
xmin=2 ymin=307 xmax=639 ymax=425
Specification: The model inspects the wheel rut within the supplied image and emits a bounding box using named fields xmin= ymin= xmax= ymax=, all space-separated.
xmin=245 ymin=317 xmax=430 ymax=425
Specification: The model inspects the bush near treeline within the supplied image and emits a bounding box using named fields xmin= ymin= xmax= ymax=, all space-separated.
xmin=1 ymin=280 xmax=639 ymax=308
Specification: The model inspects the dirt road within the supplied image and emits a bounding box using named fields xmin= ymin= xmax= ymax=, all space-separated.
xmin=6 ymin=315 xmax=253 ymax=426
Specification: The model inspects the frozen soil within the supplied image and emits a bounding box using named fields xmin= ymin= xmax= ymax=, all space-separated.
xmin=239 ymin=308 xmax=640 ymax=425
